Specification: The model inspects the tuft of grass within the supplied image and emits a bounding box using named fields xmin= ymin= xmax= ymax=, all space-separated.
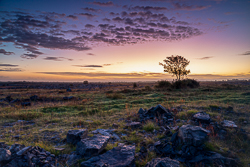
xmin=106 ymin=93 xmax=124 ymax=99
xmin=143 ymin=121 xmax=159 ymax=132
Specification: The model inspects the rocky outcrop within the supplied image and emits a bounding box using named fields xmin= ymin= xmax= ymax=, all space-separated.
xmin=76 ymin=135 xmax=110 ymax=158
xmin=0 ymin=144 xmax=56 ymax=167
xmin=81 ymin=145 xmax=135 ymax=167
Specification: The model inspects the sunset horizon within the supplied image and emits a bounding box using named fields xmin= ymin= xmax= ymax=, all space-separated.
xmin=1 ymin=0 xmax=249 ymax=82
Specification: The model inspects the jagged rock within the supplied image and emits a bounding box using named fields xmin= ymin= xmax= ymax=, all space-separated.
xmin=0 ymin=148 xmax=11 ymax=164
xmin=146 ymin=104 xmax=172 ymax=119
xmin=138 ymin=104 xmax=173 ymax=124
xmin=125 ymin=122 xmax=142 ymax=129
xmin=145 ymin=157 xmax=180 ymax=167
xmin=81 ymin=145 xmax=135 ymax=167
xmin=76 ymin=135 xmax=110 ymax=158
xmin=221 ymin=120 xmax=237 ymax=128
xmin=178 ymin=125 xmax=210 ymax=147
xmin=67 ymin=129 xmax=88 ymax=145
xmin=16 ymin=146 xmax=32 ymax=156
xmin=192 ymin=112 xmax=211 ymax=124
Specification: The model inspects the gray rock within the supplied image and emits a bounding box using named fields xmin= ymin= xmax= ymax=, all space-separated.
xmin=221 ymin=120 xmax=237 ymax=128
xmin=76 ymin=135 xmax=110 ymax=158
xmin=67 ymin=129 xmax=88 ymax=145
xmin=16 ymin=146 xmax=32 ymax=156
xmin=188 ymin=151 xmax=237 ymax=167
xmin=178 ymin=125 xmax=210 ymax=146
xmin=91 ymin=129 xmax=120 ymax=141
xmin=81 ymin=145 xmax=135 ymax=167
xmin=145 ymin=157 xmax=180 ymax=167
xmin=0 ymin=148 xmax=11 ymax=163
xmin=125 ymin=122 xmax=142 ymax=129
xmin=192 ymin=112 xmax=211 ymax=123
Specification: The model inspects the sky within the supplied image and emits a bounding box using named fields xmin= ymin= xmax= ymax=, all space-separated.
xmin=0 ymin=0 xmax=250 ymax=82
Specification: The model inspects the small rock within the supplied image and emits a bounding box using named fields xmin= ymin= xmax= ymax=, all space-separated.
xmin=192 ymin=112 xmax=211 ymax=124
xmin=221 ymin=120 xmax=237 ymax=128
xmin=125 ymin=122 xmax=142 ymax=129
xmin=16 ymin=146 xmax=32 ymax=156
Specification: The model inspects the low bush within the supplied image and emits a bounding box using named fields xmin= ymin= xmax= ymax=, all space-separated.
xmin=172 ymin=79 xmax=200 ymax=89
xmin=155 ymin=80 xmax=172 ymax=89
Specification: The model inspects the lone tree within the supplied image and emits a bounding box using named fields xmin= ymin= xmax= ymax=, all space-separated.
xmin=159 ymin=55 xmax=190 ymax=81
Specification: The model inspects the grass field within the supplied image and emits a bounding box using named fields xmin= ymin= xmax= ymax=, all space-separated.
xmin=0 ymin=80 xmax=249 ymax=166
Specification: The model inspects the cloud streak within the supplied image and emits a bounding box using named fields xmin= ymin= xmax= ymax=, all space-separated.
xmin=240 ymin=51 xmax=250 ymax=56
xmin=197 ymin=56 xmax=213 ymax=60
xmin=43 ymin=57 xmax=73 ymax=61
xmin=0 ymin=68 xmax=23 ymax=72
xmin=0 ymin=63 xmax=19 ymax=67
xmin=91 ymin=1 xmax=114 ymax=6
xmin=0 ymin=49 xmax=15 ymax=55
xmin=72 ymin=65 xmax=103 ymax=67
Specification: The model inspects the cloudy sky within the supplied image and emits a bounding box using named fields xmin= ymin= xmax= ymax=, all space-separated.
xmin=0 ymin=0 xmax=249 ymax=81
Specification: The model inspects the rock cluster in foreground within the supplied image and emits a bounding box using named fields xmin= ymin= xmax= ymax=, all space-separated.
xmin=0 ymin=104 xmax=242 ymax=167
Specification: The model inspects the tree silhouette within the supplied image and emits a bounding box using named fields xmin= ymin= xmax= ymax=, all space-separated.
xmin=159 ymin=55 xmax=190 ymax=81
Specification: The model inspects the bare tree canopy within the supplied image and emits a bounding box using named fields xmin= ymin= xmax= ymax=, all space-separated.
xmin=159 ymin=55 xmax=191 ymax=80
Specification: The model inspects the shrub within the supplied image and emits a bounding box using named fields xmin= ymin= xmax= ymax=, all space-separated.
xmin=155 ymin=80 xmax=172 ymax=89
xmin=83 ymin=80 xmax=88 ymax=84
xmin=144 ymin=86 xmax=152 ymax=91
xmin=172 ymin=79 xmax=199 ymax=89
xmin=133 ymin=82 xmax=137 ymax=88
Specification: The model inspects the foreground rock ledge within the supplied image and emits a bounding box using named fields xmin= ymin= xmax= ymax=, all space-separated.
xmin=76 ymin=135 xmax=110 ymax=158
xmin=145 ymin=157 xmax=180 ymax=167
xmin=81 ymin=145 xmax=135 ymax=167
